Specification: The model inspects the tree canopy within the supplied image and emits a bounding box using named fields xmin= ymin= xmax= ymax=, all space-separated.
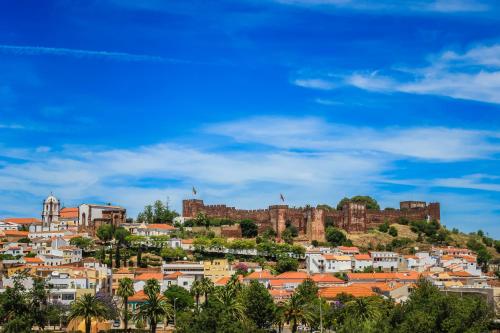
xmin=336 ymin=196 xmax=380 ymax=210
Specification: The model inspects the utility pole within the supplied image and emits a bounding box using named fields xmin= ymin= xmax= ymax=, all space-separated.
xmin=174 ymin=297 xmax=178 ymax=328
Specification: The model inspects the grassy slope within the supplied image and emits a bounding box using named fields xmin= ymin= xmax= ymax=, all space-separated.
xmin=347 ymin=224 xmax=500 ymax=259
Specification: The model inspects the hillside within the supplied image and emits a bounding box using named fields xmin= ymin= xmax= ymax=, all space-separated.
xmin=347 ymin=224 xmax=500 ymax=260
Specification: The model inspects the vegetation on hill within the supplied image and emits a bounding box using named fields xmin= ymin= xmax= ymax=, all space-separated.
xmin=337 ymin=195 xmax=380 ymax=210
xmin=136 ymin=199 xmax=179 ymax=224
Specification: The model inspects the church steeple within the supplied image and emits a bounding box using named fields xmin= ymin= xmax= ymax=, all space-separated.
xmin=42 ymin=193 xmax=60 ymax=227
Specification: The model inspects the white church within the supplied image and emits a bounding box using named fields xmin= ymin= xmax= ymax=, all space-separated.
xmin=30 ymin=194 xmax=126 ymax=235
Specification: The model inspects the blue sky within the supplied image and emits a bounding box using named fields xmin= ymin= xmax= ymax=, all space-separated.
xmin=0 ymin=0 xmax=499 ymax=237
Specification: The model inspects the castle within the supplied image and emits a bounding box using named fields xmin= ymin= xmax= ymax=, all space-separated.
xmin=182 ymin=199 xmax=440 ymax=242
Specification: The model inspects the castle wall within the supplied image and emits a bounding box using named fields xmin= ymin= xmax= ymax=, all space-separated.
xmin=182 ymin=199 xmax=440 ymax=239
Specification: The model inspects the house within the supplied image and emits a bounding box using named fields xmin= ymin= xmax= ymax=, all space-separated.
xmin=162 ymin=261 xmax=204 ymax=279
xmin=352 ymin=254 xmax=372 ymax=271
xmin=243 ymin=270 xmax=274 ymax=287
xmin=133 ymin=272 xmax=164 ymax=292
xmin=163 ymin=271 xmax=195 ymax=290
xmin=204 ymin=259 xmax=234 ymax=282
xmin=269 ymin=271 xmax=309 ymax=291
xmin=337 ymin=246 xmax=360 ymax=255
xmin=1 ymin=230 xmax=29 ymax=242
xmin=322 ymin=254 xmax=352 ymax=273
xmin=23 ymin=257 xmax=44 ymax=266
xmin=135 ymin=223 xmax=176 ymax=237
xmin=111 ymin=267 xmax=135 ymax=296
xmin=180 ymin=239 xmax=194 ymax=251
xmin=370 ymin=251 xmax=399 ymax=271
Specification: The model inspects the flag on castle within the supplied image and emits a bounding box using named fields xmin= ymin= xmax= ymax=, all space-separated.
xmin=280 ymin=193 xmax=285 ymax=202
xmin=192 ymin=186 xmax=197 ymax=196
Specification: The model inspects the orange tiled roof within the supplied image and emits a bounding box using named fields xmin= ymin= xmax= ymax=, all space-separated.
xmin=338 ymin=246 xmax=359 ymax=252
xmin=60 ymin=207 xmax=79 ymax=219
xmin=347 ymin=271 xmax=420 ymax=281
xmin=24 ymin=257 xmax=44 ymax=263
xmin=275 ymin=271 xmax=309 ymax=279
xmin=319 ymin=285 xmax=376 ymax=298
xmin=245 ymin=270 xmax=273 ymax=280
xmin=461 ymin=256 xmax=476 ymax=263
xmin=323 ymin=254 xmax=351 ymax=261
xmin=3 ymin=218 xmax=41 ymax=224
xmin=134 ymin=272 xmax=163 ymax=281
xmin=147 ymin=224 xmax=176 ymax=230
xmin=354 ymin=254 xmax=371 ymax=260
xmin=448 ymin=271 xmax=472 ymax=277
xmin=3 ymin=230 xmax=29 ymax=237
xmin=129 ymin=290 xmax=148 ymax=302
xmin=214 ymin=275 xmax=243 ymax=286
xmin=114 ymin=267 xmax=133 ymax=274
xmin=182 ymin=239 xmax=194 ymax=244
xmin=311 ymin=273 xmax=345 ymax=284
xmin=269 ymin=278 xmax=305 ymax=287
xmin=269 ymin=289 xmax=293 ymax=298
xmin=165 ymin=272 xmax=183 ymax=279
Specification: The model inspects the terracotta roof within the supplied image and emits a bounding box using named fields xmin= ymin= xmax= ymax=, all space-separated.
xmin=245 ymin=270 xmax=273 ymax=280
xmin=448 ymin=271 xmax=473 ymax=277
xmin=354 ymin=254 xmax=371 ymax=260
xmin=129 ymin=290 xmax=148 ymax=302
xmin=404 ymin=255 xmax=418 ymax=259
xmin=3 ymin=218 xmax=41 ymax=224
xmin=440 ymin=255 xmax=455 ymax=261
xmin=338 ymin=246 xmax=359 ymax=253
xmin=114 ymin=267 xmax=133 ymax=274
xmin=182 ymin=239 xmax=194 ymax=244
xmin=215 ymin=275 xmax=243 ymax=286
xmin=165 ymin=272 xmax=184 ymax=279
xmin=269 ymin=278 xmax=305 ymax=287
xmin=275 ymin=271 xmax=309 ymax=279
xmin=3 ymin=230 xmax=29 ymax=237
xmin=60 ymin=207 xmax=79 ymax=219
xmin=269 ymin=289 xmax=293 ymax=298
xmin=146 ymin=224 xmax=176 ymax=230
xmin=347 ymin=271 xmax=420 ymax=282
xmin=461 ymin=256 xmax=477 ymax=263
xmin=319 ymin=285 xmax=376 ymax=298
xmin=134 ymin=272 xmax=163 ymax=281
xmin=24 ymin=257 xmax=44 ymax=263
xmin=311 ymin=273 xmax=345 ymax=284
xmin=323 ymin=254 xmax=351 ymax=261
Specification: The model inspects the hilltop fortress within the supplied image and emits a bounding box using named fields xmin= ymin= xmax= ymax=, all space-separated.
xmin=182 ymin=199 xmax=440 ymax=242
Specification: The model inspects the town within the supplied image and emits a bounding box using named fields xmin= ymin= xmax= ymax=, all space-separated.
xmin=0 ymin=194 xmax=498 ymax=332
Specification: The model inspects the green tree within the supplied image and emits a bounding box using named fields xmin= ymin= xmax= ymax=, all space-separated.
xmin=68 ymin=293 xmax=112 ymax=333
xmin=70 ymin=236 xmax=93 ymax=251
xmin=161 ymin=247 xmax=187 ymax=261
xmin=276 ymin=257 xmax=299 ymax=273
xmin=325 ymin=227 xmax=347 ymax=246
xmin=117 ymin=277 xmax=135 ymax=332
xmin=163 ymin=285 xmax=194 ymax=312
xmin=135 ymin=284 xmax=173 ymax=333
xmin=388 ymin=226 xmax=398 ymax=237
xmin=282 ymin=228 xmax=294 ymax=244
xmin=378 ymin=221 xmax=390 ymax=233
xmin=295 ymin=279 xmax=319 ymax=304
xmin=241 ymin=280 xmax=276 ymax=329
xmin=337 ymin=196 xmax=380 ymax=210
xmin=284 ymin=293 xmax=307 ymax=333
xmin=240 ymin=219 xmax=258 ymax=238
xmin=190 ymin=280 xmax=203 ymax=308
xmin=200 ymin=277 xmax=214 ymax=306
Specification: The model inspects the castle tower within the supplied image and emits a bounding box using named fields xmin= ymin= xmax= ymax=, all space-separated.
xmin=269 ymin=205 xmax=288 ymax=238
xmin=42 ymin=193 xmax=60 ymax=227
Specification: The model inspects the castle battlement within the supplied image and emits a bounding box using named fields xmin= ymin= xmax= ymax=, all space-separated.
xmin=182 ymin=198 xmax=440 ymax=242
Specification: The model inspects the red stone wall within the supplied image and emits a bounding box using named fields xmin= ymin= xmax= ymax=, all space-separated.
xmin=182 ymin=199 xmax=440 ymax=239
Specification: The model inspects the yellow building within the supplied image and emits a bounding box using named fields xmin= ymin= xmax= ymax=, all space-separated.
xmin=111 ymin=267 xmax=135 ymax=296
xmin=203 ymin=259 xmax=233 ymax=282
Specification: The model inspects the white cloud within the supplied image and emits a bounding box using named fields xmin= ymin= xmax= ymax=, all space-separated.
xmin=1 ymin=117 xmax=499 ymax=236
xmin=0 ymin=44 xmax=190 ymax=64
xmin=292 ymin=78 xmax=337 ymax=90
xmin=294 ymin=43 xmax=500 ymax=104
xmin=273 ymin=0 xmax=490 ymax=13
xmin=207 ymin=116 xmax=500 ymax=161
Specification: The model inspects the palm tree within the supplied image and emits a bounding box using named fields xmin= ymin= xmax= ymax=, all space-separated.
xmin=213 ymin=286 xmax=246 ymax=321
xmin=117 ymin=277 xmax=135 ymax=332
xmin=68 ymin=293 xmax=111 ymax=333
xmin=283 ymin=293 xmax=307 ymax=333
xmin=273 ymin=304 xmax=286 ymax=333
xmin=200 ymin=277 xmax=214 ymax=305
xmin=344 ymin=297 xmax=382 ymax=322
xmin=135 ymin=286 xmax=173 ymax=333
xmin=190 ymin=280 xmax=203 ymax=307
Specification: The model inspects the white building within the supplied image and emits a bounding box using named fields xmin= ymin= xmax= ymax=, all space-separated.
xmin=352 ymin=254 xmax=372 ymax=271
xmin=42 ymin=194 xmax=60 ymax=227
xmin=370 ymin=251 xmax=399 ymax=271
